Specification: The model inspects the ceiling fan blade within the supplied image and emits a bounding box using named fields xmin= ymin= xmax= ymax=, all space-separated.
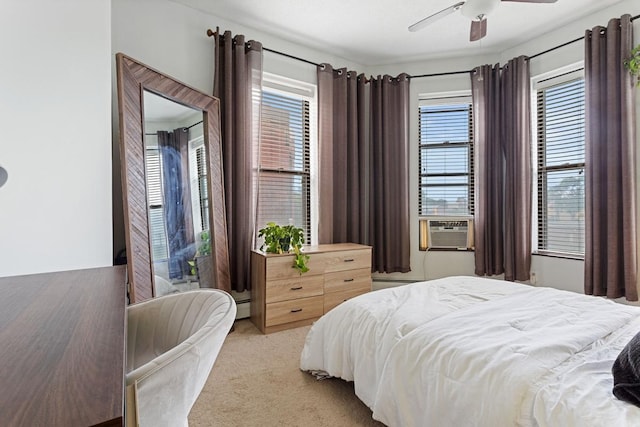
xmin=470 ymin=19 xmax=487 ymax=42
xmin=501 ymin=0 xmax=557 ymax=3
xmin=409 ymin=1 xmax=465 ymax=32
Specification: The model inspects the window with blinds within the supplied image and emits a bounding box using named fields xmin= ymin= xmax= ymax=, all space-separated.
xmin=256 ymin=89 xmax=311 ymax=243
xmin=418 ymin=99 xmax=474 ymax=217
xmin=195 ymin=145 xmax=209 ymax=231
xmin=145 ymin=147 xmax=169 ymax=260
xmin=536 ymin=76 xmax=585 ymax=256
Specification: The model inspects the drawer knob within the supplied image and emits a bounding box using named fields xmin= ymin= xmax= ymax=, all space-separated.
xmin=290 ymin=308 xmax=303 ymax=313
xmin=290 ymin=286 xmax=303 ymax=290
xmin=344 ymin=258 xmax=355 ymax=262
xmin=344 ymin=278 xmax=354 ymax=282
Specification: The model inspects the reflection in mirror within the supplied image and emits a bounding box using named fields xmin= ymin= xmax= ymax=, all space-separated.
xmin=117 ymin=53 xmax=230 ymax=303
xmin=143 ymin=91 xmax=213 ymax=296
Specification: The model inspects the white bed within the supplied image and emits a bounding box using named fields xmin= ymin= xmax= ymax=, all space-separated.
xmin=300 ymin=276 xmax=640 ymax=426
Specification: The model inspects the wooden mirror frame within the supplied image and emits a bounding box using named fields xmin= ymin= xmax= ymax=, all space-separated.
xmin=116 ymin=53 xmax=231 ymax=302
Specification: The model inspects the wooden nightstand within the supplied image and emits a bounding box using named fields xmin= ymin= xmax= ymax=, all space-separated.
xmin=250 ymin=243 xmax=372 ymax=333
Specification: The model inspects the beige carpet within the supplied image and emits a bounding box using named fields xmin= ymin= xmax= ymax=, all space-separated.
xmin=189 ymin=319 xmax=386 ymax=427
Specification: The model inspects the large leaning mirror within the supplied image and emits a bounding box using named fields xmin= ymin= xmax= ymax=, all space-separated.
xmin=116 ymin=53 xmax=231 ymax=303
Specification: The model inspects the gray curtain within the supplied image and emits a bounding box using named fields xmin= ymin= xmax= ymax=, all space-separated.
xmin=213 ymin=31 xmax=263 ymax=292
xmin=472 ymin=64 xmax=504 ymax=277
xmin=472 ymin=57 xmax=531 ymax=281
xmin=501 ymin=56 xmax=532 ymax=282
xmin=318 ymin=65 xmax=410 ymax=273
xmin=584 ymin=14 xmax=637 ymax=300
xmin=369 ymin=74 xmax=411 ymax=273
xmin=317 ymin=65 xmax=369 ymax=244
xmin=158 ymin=128 xmax=195 ymax=279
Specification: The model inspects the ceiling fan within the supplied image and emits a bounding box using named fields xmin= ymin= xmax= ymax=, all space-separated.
xmin=409 ymin=0 xmax=557 ymax=42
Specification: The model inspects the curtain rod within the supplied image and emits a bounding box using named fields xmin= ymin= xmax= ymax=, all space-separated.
xmin=412 ymin=13 xmax=640 ymax=79
xmin=144 ymin=120 xmax=202 ymax=136
xmin=207 ymin=13 xmax=640 ymax=79
xmin=207 ymin=28 xmax=321 ymax=66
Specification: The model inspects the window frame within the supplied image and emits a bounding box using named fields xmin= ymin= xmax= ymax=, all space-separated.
xmin=256 ymin=73 xmax=318 ymax=247
xmin=145 ymin=145 xmax=170 ymax=261
xmin=418 ymin=92 xmax=475 ymax=220
xmin=531 ymin=64 xmax=585 ymax=259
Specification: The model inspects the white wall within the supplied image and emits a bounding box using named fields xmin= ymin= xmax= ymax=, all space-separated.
xmin=0 ymin=1 xmax=113 ymax=277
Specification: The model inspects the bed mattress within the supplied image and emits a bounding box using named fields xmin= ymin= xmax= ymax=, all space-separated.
xmin=300 ymin=276 xmax=640 ymax=426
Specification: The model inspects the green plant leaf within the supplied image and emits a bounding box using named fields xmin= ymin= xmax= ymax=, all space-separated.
xmin=258 ymin=222 xmax=309 ymax=274
xmin=625 ymin=44 xmax=640 ymax=87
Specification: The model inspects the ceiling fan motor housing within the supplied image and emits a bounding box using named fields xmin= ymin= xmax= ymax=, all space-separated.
xmin=461 ymin=0 xmax=500 ymax=20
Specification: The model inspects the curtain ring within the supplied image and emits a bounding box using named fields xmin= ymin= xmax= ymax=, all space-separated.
xmin=320 ymin=64 xmax=326 ymax=70
xmin=337 ymin=69 xmax=343 ymax=75
xmin=247 ymin=42 xmax=252 ymax=49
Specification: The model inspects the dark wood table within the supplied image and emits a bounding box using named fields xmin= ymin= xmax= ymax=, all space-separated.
xmin=0 ymin=266 xmax=127 ymax=426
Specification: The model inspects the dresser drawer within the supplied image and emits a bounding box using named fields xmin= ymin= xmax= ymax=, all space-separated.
xmin=324 ymin=268 xmax=371 ymax=293
xmin=266 ymin=275 xmax=324 ymax=304
xmin=320 ymin=249 xmax=371 ymax=273
xmin=324 ymin=284 xmax=370 ymax=313
xmin=266 ymin=296 xmax=324 ymax=327
xmin=265 ymin=253 xmax=323 ymax=280
xmin=251 ymin=244 xmax=371 ymax=333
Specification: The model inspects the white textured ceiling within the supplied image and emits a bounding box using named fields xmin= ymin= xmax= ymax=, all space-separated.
xmin=173 ymin=0 xmax=627 ymax=65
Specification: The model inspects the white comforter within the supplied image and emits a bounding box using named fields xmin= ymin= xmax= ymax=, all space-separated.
xmin=299 ymin=276 xmax=640 ymax=427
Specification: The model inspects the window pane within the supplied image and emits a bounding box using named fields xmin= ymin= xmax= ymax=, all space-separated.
xmin=418 ymin=101 xmax=473 ymax=217
xmin=257 ymin=87 xmax=311 ymax=245
xmin=420 ymin=105 xmax=470 ymax=145
xmin=145 ymin=148 xmax=168 ymax=260
xmin=421 ymin=146 xmax=469 ymax=175
xmin=149 ymin=207 xmax=168 ymax=260
xmin=260 ymin=91 xmax=308 ymax=173
xmin=196 ymin=146 xmax=209 ymax=231
xmin=256 ymin=172 xmax=309 ymax=238
xmin=540 ymin=79 xmax=585 ymax=167
xmin=420 ymin=185 xmax=471 ymax=216
xmin=541 ymin=169 xmax=585 ymax=254
xmin=537 ymin=77 xmax=585 ymax=256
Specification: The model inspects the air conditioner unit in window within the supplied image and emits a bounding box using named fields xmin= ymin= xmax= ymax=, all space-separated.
xmin=420 ymin=219 xmax=474 ymax=250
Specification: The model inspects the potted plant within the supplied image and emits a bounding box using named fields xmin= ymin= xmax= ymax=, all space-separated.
xmin=258 ymin=222 xmax=310 ymax=274
xmin=624 ymin=44 xmax=640 ymax=87
xmin=188 ymin=230 xmax=214 ymax=288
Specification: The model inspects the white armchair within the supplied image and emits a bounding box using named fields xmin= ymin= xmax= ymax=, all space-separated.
xmin=126 ymin=289 xmax=236 ymax=427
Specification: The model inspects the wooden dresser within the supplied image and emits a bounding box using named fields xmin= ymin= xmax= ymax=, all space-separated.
xmin=250 ymin=243 xmax=371 ymax=334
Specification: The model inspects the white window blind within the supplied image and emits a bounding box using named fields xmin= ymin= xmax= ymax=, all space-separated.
xmin=257 ymin=89 xmax=311 ymax=243
xmin=419 ymin=99 xmax=474 ymax=217
xmin=195 ymin=145 xmax=209 ymax=232
xmin=536 ymin=76 xmax=585 ymax=256
xmin=187 ymin=139 xmax=209 ymax=238
xmin=145 ymin=147 xmax=169 ymax=260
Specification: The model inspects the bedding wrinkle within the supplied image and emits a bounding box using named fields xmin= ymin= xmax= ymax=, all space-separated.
xmin=372 ymin=288 xmax=638 ymax=426
xmin=533 ymin=316 xmax=640 ymax=426
xmin=301 ymin=276 xmax=640 ymax=427
xmin=301 ymin=276 xmax=531 ymax=416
